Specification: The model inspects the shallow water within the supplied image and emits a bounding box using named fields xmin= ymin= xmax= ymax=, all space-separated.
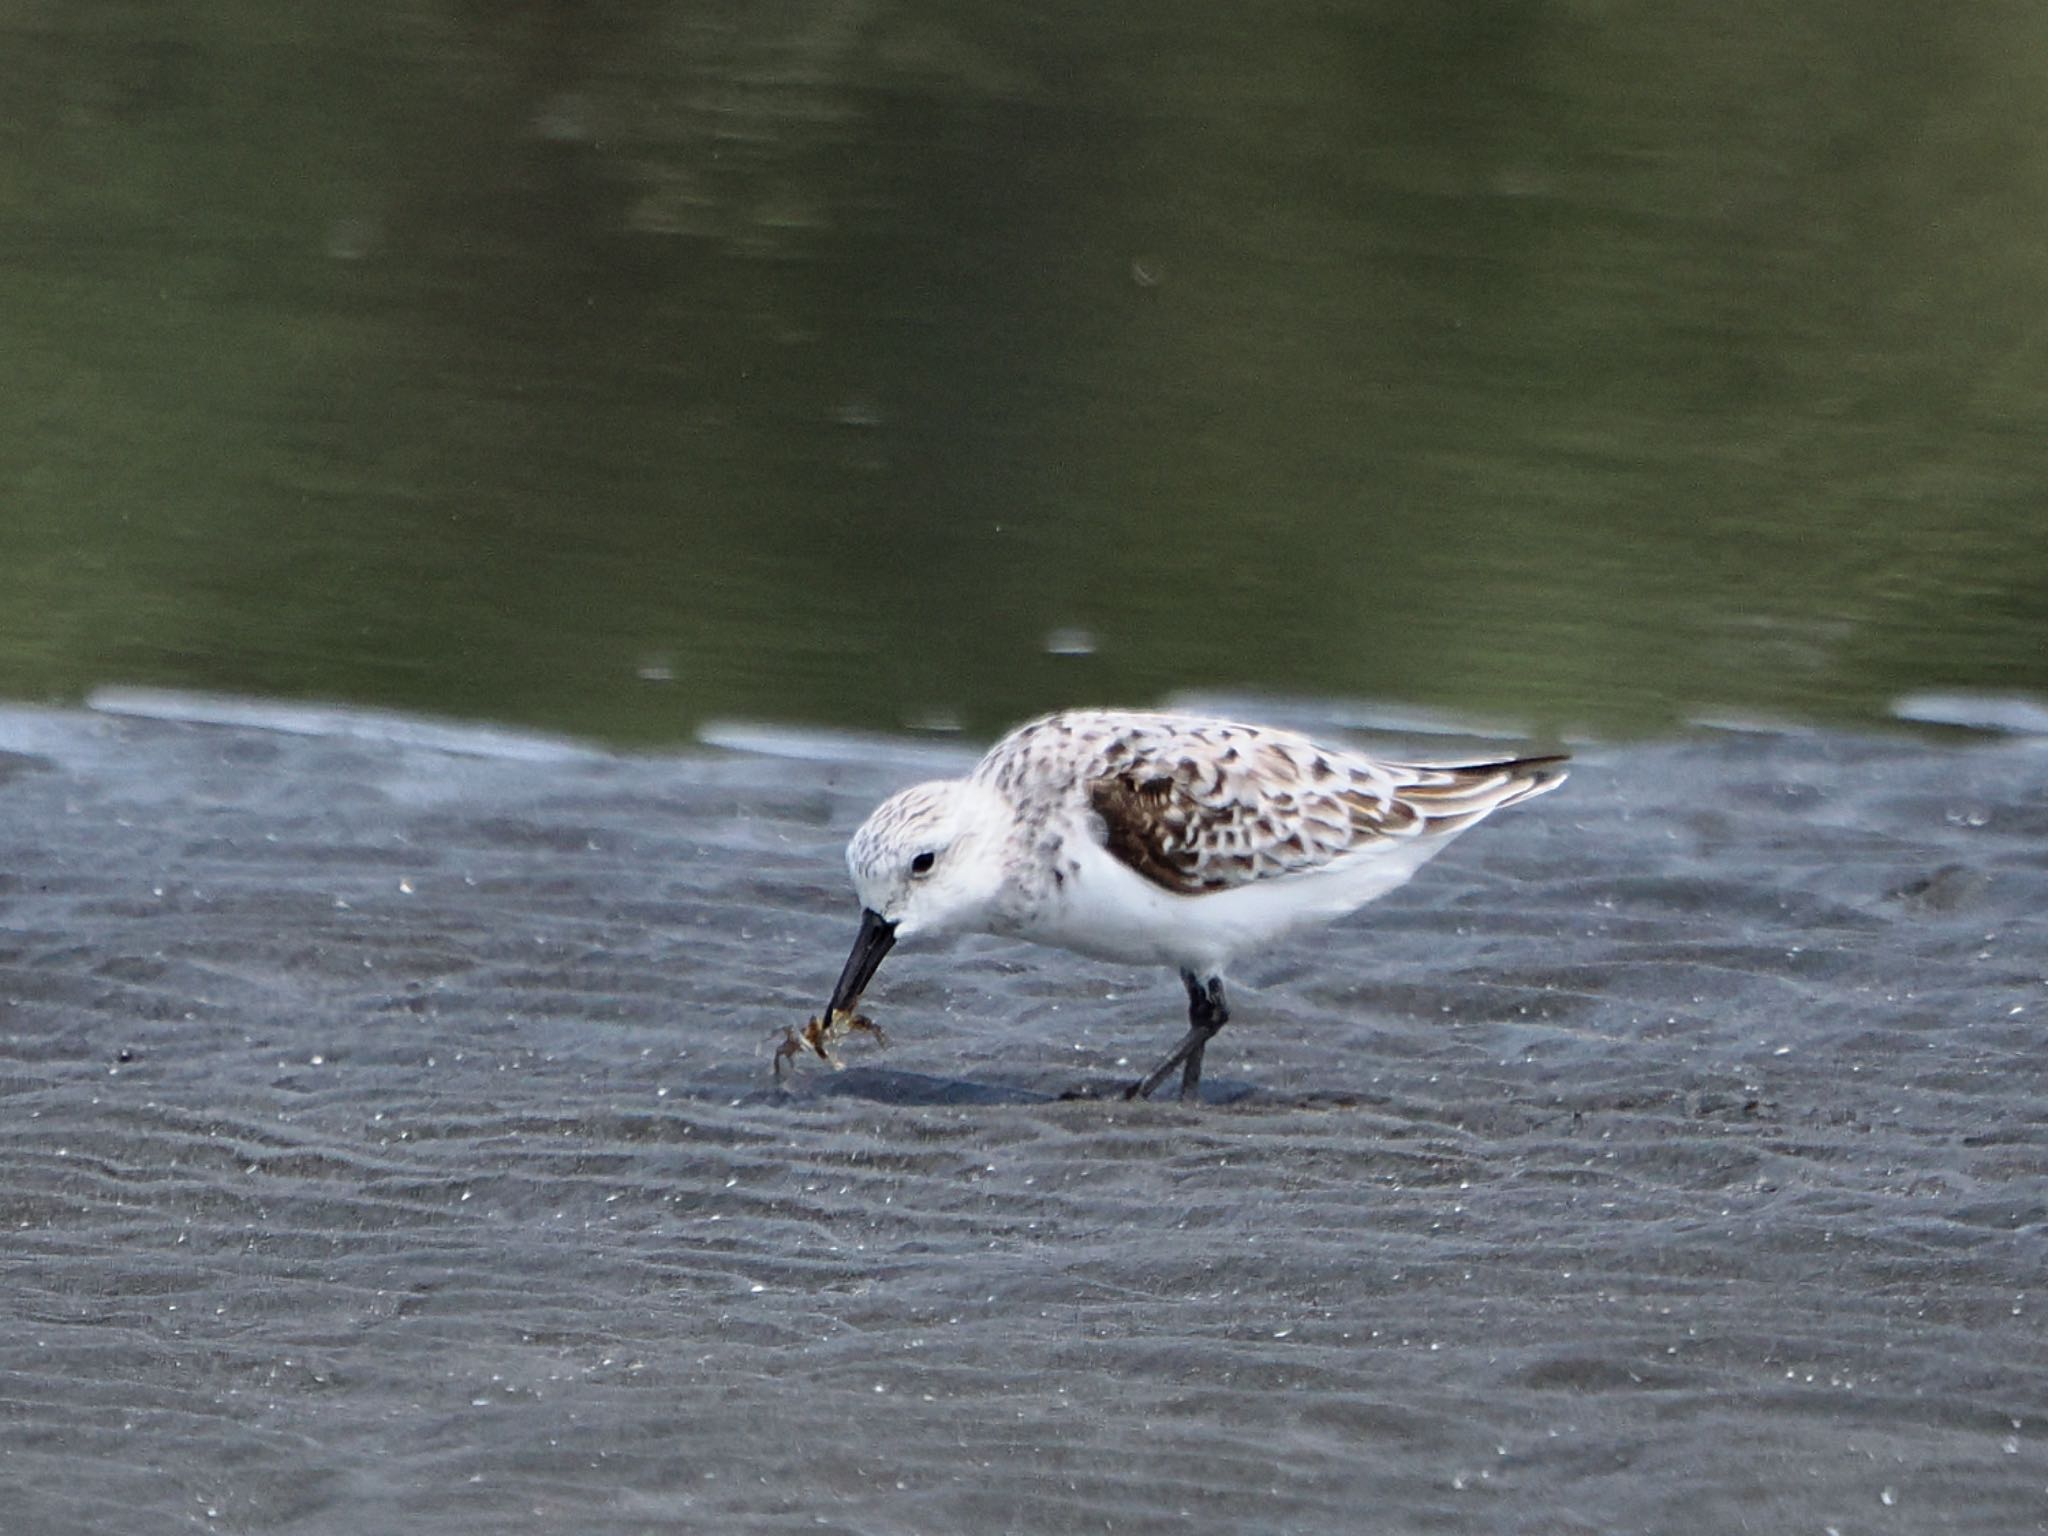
xmin=4 ymin=4 xmax=2048 ymax=742
xmin=2 ymin=700 xmax=2043 ymax=1533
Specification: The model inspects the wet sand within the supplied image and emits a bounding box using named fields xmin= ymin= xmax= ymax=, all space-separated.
xmin=1 ymin=698 xmax=2043 ymax=1534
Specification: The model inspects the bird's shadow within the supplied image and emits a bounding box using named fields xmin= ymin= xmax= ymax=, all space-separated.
xmin=787 ymin=1066 xmax=1256 ymax=1107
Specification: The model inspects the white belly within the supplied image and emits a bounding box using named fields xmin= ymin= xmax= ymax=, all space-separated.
xmin=1008 ymin=832 xmax=1449 ymax=976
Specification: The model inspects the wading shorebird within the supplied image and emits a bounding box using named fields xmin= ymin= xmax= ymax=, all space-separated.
xmin=813 ymin=709 xmax=1567 ymax=1101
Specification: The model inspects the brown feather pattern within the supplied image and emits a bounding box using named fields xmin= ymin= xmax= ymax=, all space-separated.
xmin=979 ymin=711 xmax=1567 ymax=898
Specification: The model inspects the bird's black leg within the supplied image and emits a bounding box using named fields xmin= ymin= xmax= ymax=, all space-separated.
xmin=1125 ymin=971 xmax=1230 ymax=1102
xmin=1178 ymin=973 xmax=1230 ymax=1099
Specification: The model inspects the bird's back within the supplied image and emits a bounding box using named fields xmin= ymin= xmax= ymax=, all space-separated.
xmin=977 ymin=709 xmax=1565 ymax=895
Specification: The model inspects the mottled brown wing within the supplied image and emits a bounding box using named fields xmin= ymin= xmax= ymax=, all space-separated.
xmin=1088 ymin=769 xmax=1226 ymax=894
xmin=1088 ymin=731 xmax=1566 ymax=897
xmin=1084 ymin=735 xmax=1402 ymax=895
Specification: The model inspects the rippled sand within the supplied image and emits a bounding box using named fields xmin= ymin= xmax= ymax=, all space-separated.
xmin=2 ymin=699 xmax=2042 ymax=1534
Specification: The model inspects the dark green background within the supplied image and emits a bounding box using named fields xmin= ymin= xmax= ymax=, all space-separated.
xmin=5 ymin=2 xmax=2045 ymax=744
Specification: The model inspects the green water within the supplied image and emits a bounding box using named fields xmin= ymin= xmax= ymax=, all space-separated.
xmin=4 ymin=2 xmax=2046 ymax=745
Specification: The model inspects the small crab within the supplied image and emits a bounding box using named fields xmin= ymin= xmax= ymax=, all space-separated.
xmin=773 ymin=1007 xmax=888 ymax=1082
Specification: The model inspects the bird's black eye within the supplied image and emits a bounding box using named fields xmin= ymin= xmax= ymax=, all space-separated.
xmin=909 ymin=850 xmax=936 ymax=877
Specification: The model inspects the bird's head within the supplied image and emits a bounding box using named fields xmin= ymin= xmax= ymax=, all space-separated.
xmin=822 ymin=778 xmax=1014 ymax=1017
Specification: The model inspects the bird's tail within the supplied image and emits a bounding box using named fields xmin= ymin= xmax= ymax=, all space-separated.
xmin=1392 ymin=753 xmax=1569 ymax=835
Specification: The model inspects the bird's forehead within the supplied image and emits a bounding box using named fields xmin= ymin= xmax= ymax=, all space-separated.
xmin=849 ymin=783 xmax=954 ymax=867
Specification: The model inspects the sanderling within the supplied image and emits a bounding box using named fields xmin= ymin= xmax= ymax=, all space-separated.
xmin=819 ymin=709 xmax=1567 ymax=1101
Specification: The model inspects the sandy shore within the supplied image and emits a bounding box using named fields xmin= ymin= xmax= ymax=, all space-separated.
xmin=1 ymin=698 xmax=2042 ymax=1534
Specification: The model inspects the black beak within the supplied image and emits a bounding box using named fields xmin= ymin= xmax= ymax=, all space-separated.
xmin=825 ymin=907 xmax=897 ymax=1018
